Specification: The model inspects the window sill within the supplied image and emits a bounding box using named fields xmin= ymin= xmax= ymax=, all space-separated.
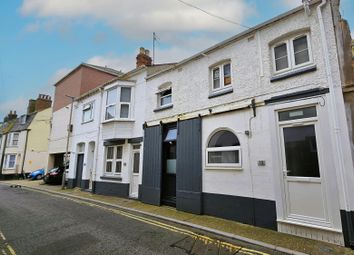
xmin=100 ymin=175 xmax=122 ymax=181
xmin=154 ymin=104 xmax=173 ymax=112
xmin=205 ymin=166 xmax=242 ymax=171
xmin=82 ymin=119 xmax=94 ymax=125
xmin=270 ymin=64 xmax=316 ymax=82
xmin=102 ymin=118 xmax=135 ymax=124
xmin=208 ymin=87 xmax=233 ymax=99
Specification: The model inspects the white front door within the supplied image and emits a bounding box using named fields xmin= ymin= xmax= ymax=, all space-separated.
xmin=130 ymin=145 xmax=141 ymax=198
xmin=278 ymin=106 xmax=330 ymax=227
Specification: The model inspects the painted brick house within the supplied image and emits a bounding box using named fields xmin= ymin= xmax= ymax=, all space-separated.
xmin=48 ymin=63 xmax=122 ymax=170
xmin=139 ymin=0 xmax=354 ymax=247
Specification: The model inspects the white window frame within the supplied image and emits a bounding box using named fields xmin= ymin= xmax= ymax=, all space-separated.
xmin=5 ymin=154 xmax=16 ymax=169
xmin=211 ymin=62 xmax=232 ymax=92
xmin=7 ymin=132 xmax=19 ymax=147
xmin=104 ymin=145 xmax=124 ymax=175
xmin=272 ymin=33 xmax=312 ymax=74
xmin=104 ymin=87 xmax=133 ymax=121
xmin=82 ymin=101 xmax=94 ymax=123
xmin=158 ymin=87 xmax=172 ymax=108
xmin=206 ymin=146 xmax=242 ymax=168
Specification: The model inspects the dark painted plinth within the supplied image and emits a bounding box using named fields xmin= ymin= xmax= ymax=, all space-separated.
xmin=80 ymin=180 xmax=89 ymax=190
xmin=341 ymin=210 xmax=354 ymax=248
xmin=176 ymin=190 xmax=202 ymax=214
xmin=203 ymin=193 xmax=277 ymax=231
xmin=66 ymin=178 xmax=76 ymax=189
xmin=93 ymin=181 xmax=129 ymax=198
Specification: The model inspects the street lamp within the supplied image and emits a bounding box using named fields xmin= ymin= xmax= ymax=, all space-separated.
xmin=61 ymin=95 xmax=75 ymax=190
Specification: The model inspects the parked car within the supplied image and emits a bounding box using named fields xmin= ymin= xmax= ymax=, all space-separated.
xmin=28 ymin=168 xmax=45 ymax=180
xmin=43 ymin=167 xmax=64 ymax=185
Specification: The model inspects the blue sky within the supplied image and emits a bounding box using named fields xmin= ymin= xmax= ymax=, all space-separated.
xmin=0 ymin=0 xmax=353 ymax=120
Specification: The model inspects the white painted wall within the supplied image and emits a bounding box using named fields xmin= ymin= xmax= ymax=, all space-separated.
xmin=49 ymin=106 xmax=72 ymax=154
xmin=3 ymin=130 xmax=28 ymax=174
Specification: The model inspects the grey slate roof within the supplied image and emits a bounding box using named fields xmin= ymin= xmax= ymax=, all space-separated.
xmin=10 ymin=113 xmax=36 ymax=132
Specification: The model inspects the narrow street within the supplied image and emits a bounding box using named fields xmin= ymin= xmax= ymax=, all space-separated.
xmin=0 ymin=184 xmax=283 ymax=255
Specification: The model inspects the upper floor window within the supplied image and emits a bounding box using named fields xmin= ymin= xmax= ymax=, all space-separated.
xmin=272 ymin=34 xmax=312 ymax=73
xmin=7 ymin=132 xmax=19 ymax=147
xmin=105 ymin=146 xmax=123 ymax=174
xmin=5 ymin=154 xmax=16 ymax=169
xmin=211 ymin=62 xmax=231 ymax=91
xmin=206 ymin=130 xmax=241 ymax=168
xmin=82 ymin=102 xmax=94 ymax=123
xmin=20 ymin=115 xmax=26 ymax=124
xmin=159 ymin=88 xmax=172 ymax=107
xmin=105 ymin=87 xmax=132 ymax=120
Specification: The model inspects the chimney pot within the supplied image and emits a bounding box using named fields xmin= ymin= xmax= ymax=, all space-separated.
xmin=136 ymin=47 xmax=152 ymax=68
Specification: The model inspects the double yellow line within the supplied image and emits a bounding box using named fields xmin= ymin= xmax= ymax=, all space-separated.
xmin=0 ymin=230 xmax=16 ymax=255
xmin=44 ymin=191 xmax=270 ymax=255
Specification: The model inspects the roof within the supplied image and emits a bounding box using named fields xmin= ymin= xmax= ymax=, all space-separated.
xmin=0 ymin=120 xmax=16 ymax=135
xmin=74 ymin=63 xmax=177 ymax=102
xmin=54 ymin=63 xmax=123 ymax=86
xmin=10 ymin=113 xmax=36 ymax=132
xmin=146 ymin=1 xmax=320 ymax=80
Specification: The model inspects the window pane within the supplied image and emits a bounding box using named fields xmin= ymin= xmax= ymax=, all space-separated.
xmin=106 ymin=88 xmax=117 ymax=105
xmin=115 ymin=161 xmax=122 ymax=173
xmin=164 ymin=128 xmax=177 ymax=142
xmin=106 ymin=147 xmax=114 ymax=159
xmin=274 ymin=43 xmax=287 ymax=58
xmin=133 ymin=153 xmax=140 ymax=173
xmin=223 ymin=64 xmax=231 ymax=85
xmin=120 ymin=104 xmax=129 ymax=118
xmin=275 ymin=57 xmax=289 ymax=71
xmin=120 ymin=87 xmax=131 ymax=102
xmin=106 ymin=162 xmax=112 ymax=173
xmin=293 ymin=36 xmax=309 ymax=65
xmin=279 ymin=107 xmax=317 ymax=122
xmin=208 ymin=130 xmax=240 ymax=147
xmin=83 ymin=109 xmax=92 ymax=122
xmin=161 ymin=95 xmax=172 ymax=106
xmin=208 ymin=150 xmax=239 ymax=164
xmin=166 ymin=159 xmax=176 ymax=174
xmin=116 ymin=146 xmax=123 ymax=159
xmin=274 ymin=44 xmax=288 ymax=71
xmin=105 ymin=105 xmax=115 ymax=120
xmin=213 ymin=67 xmax=220 ymax=89
xmin=161 ymin=89 xmax=171 ymax=97
xmin=283 ymin=125 xmax=320 ymax=177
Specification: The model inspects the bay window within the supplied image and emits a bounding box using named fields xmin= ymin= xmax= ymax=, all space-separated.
xmin=104 ymin=87 xmax=132 ymax=120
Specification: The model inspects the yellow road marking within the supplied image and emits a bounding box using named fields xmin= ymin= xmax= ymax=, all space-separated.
xmin=30 ymin=190 xmax=271 ymax=255
xmin=0 ymin=231 xmax=16 ymax=255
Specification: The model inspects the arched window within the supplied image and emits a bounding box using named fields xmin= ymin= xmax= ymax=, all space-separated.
xmin=206 ymin=130 xmax=241 ymax=167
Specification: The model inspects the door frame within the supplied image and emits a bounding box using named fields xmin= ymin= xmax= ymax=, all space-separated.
xmin=75 ymin=153 xmax=85 ymax=188
xmin=129 ymin=144 xmax=141 ymax=198
xmin=270 ymin=98 xmax=342 ymax=231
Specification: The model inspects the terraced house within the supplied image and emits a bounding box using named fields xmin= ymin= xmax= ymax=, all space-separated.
xmin=139 ymin=0 xmax=354 ymax=248
xmin=0 ymin=94 xmax=52 ymax=178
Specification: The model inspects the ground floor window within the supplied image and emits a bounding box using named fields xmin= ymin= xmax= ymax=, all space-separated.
xmin=206 ymin=130 xmax=241 ymax=168
xmin=5 ymin=154 xmax=16 ymax=169
xmin=105 ymin=145 xmax=123 ymax=175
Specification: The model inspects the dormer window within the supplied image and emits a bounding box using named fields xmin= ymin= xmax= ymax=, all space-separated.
xmin=272 ymin=33 xmax=312 ymax=74
xmin=20 ymin=115 xmax=26 ymax=124
xmin=212 ymin=62 xmax=231 ymax=91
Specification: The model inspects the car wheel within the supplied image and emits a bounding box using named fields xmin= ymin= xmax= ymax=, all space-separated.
xmin=36 ymin=174 xmax=42 ymax=180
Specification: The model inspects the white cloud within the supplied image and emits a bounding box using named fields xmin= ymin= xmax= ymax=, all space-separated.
xmin=87 ymin=54 xmax=134 ymax=72
xmin=48 ymin=67 xmax=72 ymax=85
xmin=20 ymin=0 xmax=252 ymax=38
xmin=24 ymin=21 xmax=40 ymax=33
xmin=0 ymin=97 xmax=28 ymax=119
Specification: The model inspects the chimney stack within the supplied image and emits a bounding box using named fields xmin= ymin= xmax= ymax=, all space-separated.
xmin=136 ymin=47 xmax=152 ymax=68
xmin=35 ymin=94 xmax=52 ymax=112
xmin=3 ymin=110 xmax=17 ymax=123
xmin=27 ymin=99 xmax=36 ymax=114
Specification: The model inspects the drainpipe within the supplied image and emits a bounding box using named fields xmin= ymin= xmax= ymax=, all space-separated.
xmin=92 ymin=88 xmax=104 ymax=192
xmin=317 ymin=0 xmax=353 ymax=243
xmin=0 ymin=134 xmax=8 ymax=177
xmin=20 ymin=129 xmax=30 ymax=179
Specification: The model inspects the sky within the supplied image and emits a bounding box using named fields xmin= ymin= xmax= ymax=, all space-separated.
xmin=0 ymin=0 xmax=353 ymax=120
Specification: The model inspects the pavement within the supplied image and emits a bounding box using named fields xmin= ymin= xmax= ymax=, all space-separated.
xmin=2 ymin=179 xmax=354 ymax=255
